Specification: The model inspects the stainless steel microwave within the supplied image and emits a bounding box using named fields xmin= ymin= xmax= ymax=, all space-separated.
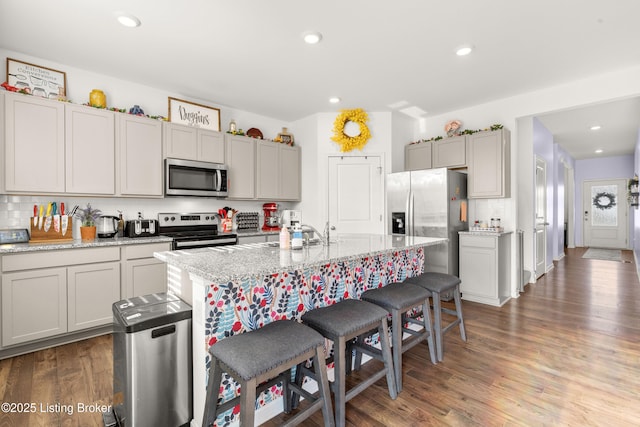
xmin=164 ymin=158 xmax=228 ymax=197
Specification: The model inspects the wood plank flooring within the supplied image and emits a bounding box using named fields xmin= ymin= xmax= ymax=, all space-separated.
xmin=1 ymin=247 xmax=639 ymax=426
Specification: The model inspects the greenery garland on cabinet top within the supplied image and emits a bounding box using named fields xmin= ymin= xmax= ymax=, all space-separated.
xmin=409 ymin=123 xmax=504 ymax=145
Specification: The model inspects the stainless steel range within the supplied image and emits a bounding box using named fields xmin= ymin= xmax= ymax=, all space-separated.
xmin=158 ymin=212 xmax=238 ymax=250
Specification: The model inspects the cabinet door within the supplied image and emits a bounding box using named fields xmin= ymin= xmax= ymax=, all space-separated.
xmin=4 ymin=93 xmax=65 ymax=192
xmin=67 ymin=262 xmax=120 ymax=332
xmin=118 ymin=114 xmax=163 ymax=196
xmin=459 ymin=243 xmax=497 ymax=299
xmin=256 ymin=141 xmax=280 ymax=199
xmin=198 ymin=129 xmax=225 ymax=163
xmin=279 ymin=145 xmax=301 ymax=200
xmin=225 ymin=134 xmax=256 ymax=199
xmin=65 ymin=104 xmax=115 ymax=194
xmin=124 ymin=258 xmax=167 ymax=298
xmin=468 ymin=130 xmax=510 ymax=198
xmin=432 ymin=136 xmax=466 ymax=168
xmin=2 ymin=267 xmax=67 ymax=346
xmin=163 ymin=122 xmax=198 ymax=160
xmin=404 ymin=142 xmax=432 ymax=171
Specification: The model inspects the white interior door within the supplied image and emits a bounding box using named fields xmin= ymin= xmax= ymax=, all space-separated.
xmin=535 ymin=157 xmax=547 ymax=278
xmin=583 ymin=179 xmax=628 ymax=249
xmin=328 ymin=156 xmax=383 ymax=234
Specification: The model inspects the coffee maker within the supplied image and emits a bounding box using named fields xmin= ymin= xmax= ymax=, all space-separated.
xmin=262 ymin=202 xmax=280 ymax=231
xmin=281 ymin=210 xmax=302 ymax=229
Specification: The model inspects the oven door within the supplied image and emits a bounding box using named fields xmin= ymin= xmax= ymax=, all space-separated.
xmin=165 ymin=158 xmax=228 ymax=197
xmin=171 ymin=235 xmax=238 ymax=250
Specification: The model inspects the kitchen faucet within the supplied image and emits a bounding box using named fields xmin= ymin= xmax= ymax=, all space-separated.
xmin=301 ymin=222 xmax=330 ymax=245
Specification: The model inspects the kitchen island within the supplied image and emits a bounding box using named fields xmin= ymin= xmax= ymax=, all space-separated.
xmin=154 ymin=233 xmax=446 ymax=427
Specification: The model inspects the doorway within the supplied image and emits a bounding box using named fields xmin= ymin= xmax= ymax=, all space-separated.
xmin=328 ymin=156 xmax=384 ymax=234
xmin=582 ymin=179 xmax=628 ymax=249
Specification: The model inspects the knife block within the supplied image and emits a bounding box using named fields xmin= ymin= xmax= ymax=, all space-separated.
xmin=29 ymin=217 xmax=74 ymax=243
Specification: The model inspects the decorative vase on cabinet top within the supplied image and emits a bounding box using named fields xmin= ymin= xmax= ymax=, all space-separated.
xmin=89 ymin=89 xmax=106 ymax=108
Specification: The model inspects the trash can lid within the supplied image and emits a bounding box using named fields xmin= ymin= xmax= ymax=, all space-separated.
xmin=113 ymin=293 xmax=192 ymax=333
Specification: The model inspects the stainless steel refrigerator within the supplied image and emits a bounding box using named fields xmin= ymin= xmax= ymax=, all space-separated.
xmin=387 ymin=168 xmax=468 ymax=275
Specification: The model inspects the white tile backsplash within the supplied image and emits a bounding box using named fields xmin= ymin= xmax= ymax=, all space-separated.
xmin=0 ymin=195 xmax=296 ymax=230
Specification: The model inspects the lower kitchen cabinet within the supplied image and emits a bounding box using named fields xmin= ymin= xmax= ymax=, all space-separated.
xmin=67 ymin=262 xmax=120 ymax=332
xmin=122 ymin=242 xmax=170 ymax=297
xmin=459 ymin=232 xmax=512 ymax=306
xmin=2 ymin=267 xmax=67 ymax=346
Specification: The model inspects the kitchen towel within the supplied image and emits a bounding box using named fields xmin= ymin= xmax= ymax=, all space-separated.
xmin=460 ymin=201 xmax=467 ymax=222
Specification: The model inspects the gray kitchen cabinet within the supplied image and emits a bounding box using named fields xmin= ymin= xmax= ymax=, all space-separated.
xmin=121 ymin=242 xmax=170 ymax=298
xmin=404 ymin=142 xmax=432 ymax=171
xmin=432 ymin=136 xmax=466 ymax=168
xmin=67 ymin=262 xmax=120 ymax=332
xmin=3 ymin=92 xmax=66 ymax=193
xmin=467 ymin=129 xmax=511 ymax=198
xmin=163 ymin=122 xmax=225 ymax=163
xmin=1 ymin=246 xmax=120 ymax=347
xmin=117 ymin=114 xmax=163 ymax=197
xmin=225 ymin=134 xmax=256 ymax=199
xmin=459 ymin=232 xmax=511 ymax=306
xmin=65 ymin=103 xmax=115 ymax=194
xmin=256 ymin=141 xmax=301 ymax=201
xmin=2 ymin=267 xmax=67 ymax=346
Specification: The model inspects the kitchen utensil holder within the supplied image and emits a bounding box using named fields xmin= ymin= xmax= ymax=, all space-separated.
xmin=29 ymin=217 xmax=74 ymax=243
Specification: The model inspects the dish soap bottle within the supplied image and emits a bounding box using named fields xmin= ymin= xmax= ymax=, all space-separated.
xmin=291 ymin=225 xmax=303 ymax=250
xmin=279 ymin=226 xmax=290 ymax=249
xmin=117 ymin=211 xmax=125 ymax=238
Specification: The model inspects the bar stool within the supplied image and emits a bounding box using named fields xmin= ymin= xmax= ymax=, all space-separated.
xmin=404 ymin=272 xmax=467 ymax=361
xmin=358 ymin=282 xmax=437 ymax=392
xmin=202 ymin=320 xmax=334 ymax=427
xmin=298 ymin=299 xmax=397 ymax=427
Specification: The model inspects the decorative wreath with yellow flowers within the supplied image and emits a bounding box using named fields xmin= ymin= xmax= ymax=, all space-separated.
xmin=331 ymin=108 xmax=371 ymax=152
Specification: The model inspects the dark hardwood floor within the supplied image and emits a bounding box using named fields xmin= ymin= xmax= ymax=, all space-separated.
xmin=1 ymin=247 xmax=639 ymax=426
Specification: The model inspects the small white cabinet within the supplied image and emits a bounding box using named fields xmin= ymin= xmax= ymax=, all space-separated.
xmin=432 ymin=136 xmax=466 ymax=168
xmin=404 ymin=142 xmax=432 ymax=171
xmin=163 ymin=122 xmax=225 ymax=164
xmin=459 ymin=232 xmax=511 ymax=306
xmin=467 ymin=129 xmax=510 ymax=198
xmin=67 ymin=262 xmax=120 ymax=332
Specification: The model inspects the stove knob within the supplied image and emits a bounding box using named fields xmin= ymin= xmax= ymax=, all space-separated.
xmin=163 ymin=216 xmax=169 ymax=222
xmin=205 ymin=216 xmax=210 ymax=220
xmin=171 ymin=216 xmax=176 ymax=221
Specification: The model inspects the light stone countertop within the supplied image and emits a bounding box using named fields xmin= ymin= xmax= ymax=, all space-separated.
xmin=154 ymin=233 xmax=447 ymax=283
xmin=0 ymin=235 xmax=174 ymax=254
xmin=459 ymin=230 xmax=513 ymax=237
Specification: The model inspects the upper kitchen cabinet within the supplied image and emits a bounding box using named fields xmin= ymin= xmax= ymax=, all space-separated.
xmin=4 ymin=92 xmax=66 ymax=193
xmin=163 ymin=122 xmax=225 ymax=164
xmin=404 ymin=142 xmax=431 ymax=171
xmin=225 ymin=134 xmax=256 ymax=199
xmin=467 ymin=129 xmax=511 ymax=198
xmin=256 ymin=140 xmax=301 ymax=201
xmin=432 ymin=136 xmax=466 ymax=168
xmin=117 ymin=114 xmax=163 ymax=197
xmin=65 ymin=103 xmax=115 ymax=194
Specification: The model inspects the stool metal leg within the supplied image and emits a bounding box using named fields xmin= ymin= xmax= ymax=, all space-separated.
xmin=391 ymin=308 xmax=403 ymax=393
xmin=377 ymin=318 xmax=398 ymax=400
xmin=453 ymin=285 xmax=467 ymax=342
xmin=432 ymin=291 xmax=444 ymax=362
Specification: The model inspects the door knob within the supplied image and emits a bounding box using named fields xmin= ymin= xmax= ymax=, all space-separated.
xmin=330 ymin=226 xmax=336 ymax=230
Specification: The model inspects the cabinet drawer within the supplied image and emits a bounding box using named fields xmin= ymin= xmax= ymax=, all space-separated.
xmin=460 ymin=235 xmax=496 ymax=249
xmin=122 ymin=243 xmax=172 ymax=260
xmin=2 ymin=247 xmax=120 ymax=272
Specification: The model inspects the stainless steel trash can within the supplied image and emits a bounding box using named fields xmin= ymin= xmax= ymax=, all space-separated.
xmin=110 ymin=293 xmax=192 ymax=427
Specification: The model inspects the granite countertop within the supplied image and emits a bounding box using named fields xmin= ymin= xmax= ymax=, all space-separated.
xmin=235 ymin=230 xmax=279 ymax=237
xmin=154 ymin=233 xmax=447 ymax=283
xmin=0 ymin=235 xmax=174 ymax=254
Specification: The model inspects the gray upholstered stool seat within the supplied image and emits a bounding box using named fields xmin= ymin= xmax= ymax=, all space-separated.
xmin=359 ymin=282 xmax=437 ymax=392
xmin=202 ymin=320 xmax=334 ymax=427
xmin=298 ymin=299 xmax=397 ymax=427
xmin=404 ymin=272 xmax=467 ymax=361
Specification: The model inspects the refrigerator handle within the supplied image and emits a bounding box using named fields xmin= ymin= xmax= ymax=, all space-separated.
xmin=405 ymin=190 xmax=411 ymax=235
xmin=408 ymin=190 xmax=414 ymax=236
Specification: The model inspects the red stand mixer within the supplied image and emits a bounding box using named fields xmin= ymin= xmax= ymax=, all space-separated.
xmin=262 ymin=202 xmax=280 ymax=231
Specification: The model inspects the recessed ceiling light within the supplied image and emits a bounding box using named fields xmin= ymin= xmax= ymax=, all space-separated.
xmin=115 ymin=12 xmax=141 ymax=28
xmin=595 ymin=149 xmax=603 ymax=153
xmin=303 ymin=31 xmax=323 ymax=44
xmin=590 ymin=125 xmax=602 ymax=131
xmin=455 ymin=44 xmax=474 ymax=56
xmin=329 ymin=97 xmax=341 ymax=104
